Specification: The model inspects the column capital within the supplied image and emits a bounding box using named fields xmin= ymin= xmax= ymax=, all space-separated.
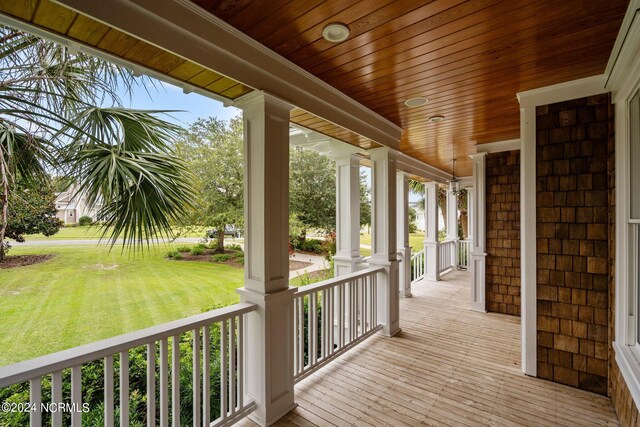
xmin=469 ymin=152 xmax=488 ymax=160
xmin=233 ymin=90 xmax=294 ymax=112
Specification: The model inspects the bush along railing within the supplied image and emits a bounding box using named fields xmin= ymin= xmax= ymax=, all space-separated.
xmin=0 ymin=303 xmax=257 ymax=427
xmin=410 ymin=249 xmax=425 ymax=283
xmin=457 ymin=240 xmax=472 ymax=270
xmin=292 ymin=267 xmax=383 ymax=382
xmin=438 ymin=240 xmax=456 ymax=275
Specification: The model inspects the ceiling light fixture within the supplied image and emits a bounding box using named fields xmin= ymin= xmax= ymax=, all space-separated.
xmin=404 ymin=97 xmax=429 ymax=107
xmin=323 ymin=23 xmax=350 ymax=43
xmin=428 ymin=115 xmax=445 ymax=123
xmin=448 ymin=158 xmax=460 ymax=196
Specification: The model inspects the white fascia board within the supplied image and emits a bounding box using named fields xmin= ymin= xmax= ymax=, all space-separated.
xmin=53 ymin=0 xmax=402 ymax=149
xmin=517 ymin=75 xmax=607 ymax=108
xmin=0 ymin=13 xmax=231 ymax=106
xmin=605 ymin=0 xmax=640 ymax=87
xmin=476 ymin=139 xmax=521 ymax=153
xmin=395 ymin=152 xmax=451 ymax=183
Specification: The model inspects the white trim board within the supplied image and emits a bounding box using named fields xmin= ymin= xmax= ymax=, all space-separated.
xmin=53 ymin=0 xmax=402 ymax=149
xmin=517 ymin=75 xmax=607 ymax=108
xmin=395 ymin=152 xmax=452 ymax=184
xmin=476 ymin=139 xmax=521 ymax=153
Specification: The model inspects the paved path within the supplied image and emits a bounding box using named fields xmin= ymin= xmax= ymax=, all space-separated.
xmin=289 ymin=253 xmax=329 ymax=275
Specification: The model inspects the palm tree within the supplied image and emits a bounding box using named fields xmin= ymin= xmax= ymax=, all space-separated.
xmin=0 ymin=26 xmax=194 ymax=259
xmin=409 ymin=180 xmax=468 ymax=239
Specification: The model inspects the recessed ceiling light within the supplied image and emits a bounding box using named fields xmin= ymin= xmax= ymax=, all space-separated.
xmin=404 ymin=97 xmax=429 ymax=107
xmin=428 ymin=115 xmax=445 ymax=123
xmin=323 ymin=23 xmax=350 ymax=43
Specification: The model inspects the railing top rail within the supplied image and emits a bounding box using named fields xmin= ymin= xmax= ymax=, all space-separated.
xmin=410 ymin=248 xmax=425 ymax=260
xmin=294 ymin=266 xmax=384 ymax=297
xmin=0 ymin=302 xmax=257 ymax=388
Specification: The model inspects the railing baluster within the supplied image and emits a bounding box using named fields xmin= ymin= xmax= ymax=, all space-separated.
xmin=30 ymin=378 xmax=42 ymax=427
xmin=229 ymin=317 xmax=236 ymax=416
xmin=310 ymin=292 xmax=318 ymax=365
xmin=119 ymin=352 xmax=129 ymax=427
xmin=350 ymin=280 xmax=356 ymax=341
xmin=221 ymin=320 xmax=228 ymax=422
xmin=104 ymin=356 xmax=114 ymax=427
xmin=238 ymin=315 xmax=244 ymax=410
xmin=70 ymin=365 xmax=82 ymax=427
xmin=339 ymin=283 xmax=345 ymax=347
xmin=321 ymin=289 xmax=327 ymax=359
xmin=192 ymin=330 xmax=201 ymax=427
xmin=171 ymin=335 xmax=180 ymax=427
xmin=202 ymin=325 xmax=211 ymax=425
xmin=146 ymin=343 xmax=156 ymax=427
xmin=160 ymin=339 xmax=169 ymax=427
xmin=51 ymin=371 xmax=62 ymax=427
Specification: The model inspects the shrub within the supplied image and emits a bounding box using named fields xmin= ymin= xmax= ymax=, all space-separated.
xmin=78 ymin=215 xmax=93 ymax=226
xmin=226 ymin=244 xmax=243 ymax=253
xmin=299 ymin=239 xmax=324 ymax=254
xmin=166 ymin=251 xmax=183 ymax=260
xmin=194 ymin=243 xmax=206 ymax=250
xmin=233 ymin=252 xmax=244 ymax=265
xmin=176 ymin=245 xmax=191 ymax=252
xmin=211 ymin=253 xmax=231 ymax=263
xmin=190 ymin=246 xmax=205 ymax=256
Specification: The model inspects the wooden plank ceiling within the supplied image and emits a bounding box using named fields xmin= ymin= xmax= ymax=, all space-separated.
xmin=194 ymin=0 xmax=628 ymax=176
xmin=0 ymin=0 xmax=629 ymax=176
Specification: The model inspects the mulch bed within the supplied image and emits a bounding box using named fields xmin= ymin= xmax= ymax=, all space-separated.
xmin=0 ymin=254 xmax=55 ymax=269
xmin=169 ymin=248 xmax=313 ymax=271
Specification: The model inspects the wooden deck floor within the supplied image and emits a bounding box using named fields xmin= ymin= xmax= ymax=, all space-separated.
xmin=240 ymin=271 xmax=620 ymax=426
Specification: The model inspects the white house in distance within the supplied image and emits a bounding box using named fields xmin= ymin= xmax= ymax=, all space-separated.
xmin=54 ymin=186 xmax=102 ymax=225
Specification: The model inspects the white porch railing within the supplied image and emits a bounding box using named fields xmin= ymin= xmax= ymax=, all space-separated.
xmin=457 ymin=239 xmax=472 ymax=270
xmin=438 ymin=240 xmax=456 ymax=274
xmin=0 ymin=303 xmax=257 ymax=427
xmin=411 ymin=249 xmax=425 ymax=283
xmin=293 ymin=267 xmax=383 ymax=383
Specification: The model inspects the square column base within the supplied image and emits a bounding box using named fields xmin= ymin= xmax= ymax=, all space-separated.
xmin=398 ymin=246 xmax=412 ymax=298
xmin=236 ymin=287 xmax=297 ymax=426
xmin=333 ymin=255 xmax=365 ymax=276
xmin=368 ymin=259 xmax=401 ymax=337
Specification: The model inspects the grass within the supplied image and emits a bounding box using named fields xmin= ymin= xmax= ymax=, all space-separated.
xmin=25 ymin=225 xmax=214 ymax=240
xmin=360 ymin=232 xmax=425 ymax=252
xmin=0 ymin=244 xmax=245 ymax=365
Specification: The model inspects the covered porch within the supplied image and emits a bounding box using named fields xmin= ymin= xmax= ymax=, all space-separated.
xmin=268 ymin=272 xmax=619 ymax=427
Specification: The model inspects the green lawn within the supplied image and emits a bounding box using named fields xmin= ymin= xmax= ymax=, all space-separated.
xmin=360 ymin=232 xmax=425 ymax=252
xmin=26 ymin=225 xmax=212 ymax=240
xmin=0 ymin=244 xmax=244 ymax=365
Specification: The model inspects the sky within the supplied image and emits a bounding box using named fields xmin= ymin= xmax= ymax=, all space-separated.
xmin=119 ymin=79 xmax=240 ymax=126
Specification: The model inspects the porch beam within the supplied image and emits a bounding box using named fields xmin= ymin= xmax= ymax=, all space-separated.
xmin=55 ymin=0 xmax=402 ymax=149
xmin=423 ymin=182 xmax=440 ymax=281
xmin=234 ymin=91 xmax=296 ymax=426
xmin=368 ymin=147 xmax=401 ymax=337
xmin=468 ymin=153 xmax=487 ymax=313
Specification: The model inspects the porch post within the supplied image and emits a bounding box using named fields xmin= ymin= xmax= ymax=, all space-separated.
xmin=368 ymin=147 xmax=401 ymax=337
xmin=446 ymin=187 xmax=459 ymax=269
xmin=332 ymin=152 xmax=363 ymax=276
xmin=424 ymin=182 xmax=440 ymax=281
xmin=396 ymin=171 xmax=412 ymax=298
xmin=469 ymin=153 xmax=487 ymax=313
xmin=234 ymin=91 xmax=296 ymax=426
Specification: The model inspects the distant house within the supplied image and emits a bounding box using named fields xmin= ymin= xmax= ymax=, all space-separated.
xmin=54 ymin=186 xmax=102 ymax=225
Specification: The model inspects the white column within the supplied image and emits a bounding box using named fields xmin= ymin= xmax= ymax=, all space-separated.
xmin=469 ymin=153 xmax=487 ymax=313
xmin=234 ymin=91 xmax=296 ymax=426
xmin=424 ymin=182 xmax=440 ymax=281
xmin=446 ymin=187 xmax=458 ymax=269
xmin=333 ymin=153 xmax=362 ymax=276
xmin=467 ymin=188 xmax=474 ymax=241
xmin=396 ymin=171 xmax=412 ymax=298
xmin=520 ymin=107 xmax=537 ymax=376
xmin=368 ymin=147 xmax=401 ymax=337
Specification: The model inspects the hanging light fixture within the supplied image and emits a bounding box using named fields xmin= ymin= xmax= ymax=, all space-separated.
xmin=448 ymin=158 xmax=460 ymax=196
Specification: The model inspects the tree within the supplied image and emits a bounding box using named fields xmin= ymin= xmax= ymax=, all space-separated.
xmin=175 ymin=117 xmax=243 ymax=251
xmin=289 ymin=147 xmax=336 ymax=236
xmin=0 ymin=27 xmax=193 ymax=260
xmin=409 ymin=180 xmax=468 ymax=239
xmin=2 ymin=178 xmax=62 ymax=255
